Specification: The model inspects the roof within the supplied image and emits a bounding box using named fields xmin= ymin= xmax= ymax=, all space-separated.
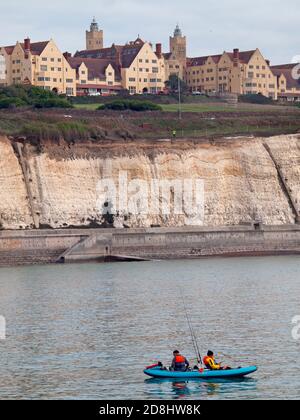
xmin=228 ymin=50 xmax=256 ymax=64
xmin=2 ymin=40 xmax=49 ymax=56
xmin=271 ymin=64 xmax=300 ymax=90
xmin=75 ymin=38 xmax=145 ymax=69
xmin=3 ymin=45 xmax=15 ymax=54
xmin=163 ymin=52 xmax=172 ymax=60
xmin=67 ymin=57 xmax=122 ymax=81
xmin=187 ymin=54 xmax=222 ymax=67
xmin=187 ymin=50 xmax=257 ymax=67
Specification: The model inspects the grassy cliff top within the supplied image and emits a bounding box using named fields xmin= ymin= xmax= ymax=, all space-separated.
xmin=0 ymin=103 xmax=300 ymax=144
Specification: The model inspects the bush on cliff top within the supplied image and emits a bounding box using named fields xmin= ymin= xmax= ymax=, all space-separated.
xmin=0 ymin=85 xmax=73 ymax=109
xmin=0 ymin=97 xmax=27 ymax=109
xmin=239 ymin=93 xmax=274 ymax=105
xmin=98 ymin=99 xmax=162 ymax=112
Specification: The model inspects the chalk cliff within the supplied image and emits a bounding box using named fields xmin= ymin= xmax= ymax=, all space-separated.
xmin=0 ymin=134 xmax=299 ymax=229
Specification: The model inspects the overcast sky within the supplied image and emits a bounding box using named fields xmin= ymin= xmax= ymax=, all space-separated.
xmin=1 ymin=0 xmax=299 ymax=64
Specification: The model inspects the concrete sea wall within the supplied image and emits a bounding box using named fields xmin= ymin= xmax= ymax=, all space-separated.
xmin=0 ymin=225 xmax=299 ymax=267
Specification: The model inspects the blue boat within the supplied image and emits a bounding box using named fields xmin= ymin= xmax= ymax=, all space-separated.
xmin=144 ymin=365 xmax=258 ymax=380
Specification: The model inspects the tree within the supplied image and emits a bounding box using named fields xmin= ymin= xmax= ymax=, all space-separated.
xmin=165 ymin=75 xmax=189 ymax=94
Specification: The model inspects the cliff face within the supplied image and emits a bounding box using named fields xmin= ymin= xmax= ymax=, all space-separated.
xmin=0 ymin=138 xmax=32 ymax=228
xmin=0 ymin=134 xmax=299 ymax=230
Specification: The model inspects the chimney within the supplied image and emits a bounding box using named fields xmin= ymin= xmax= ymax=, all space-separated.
xmin=155 ymin=43 xmax=162 ymax=58
xmin=24 ymin=38 xmax=30 ymax=59
xmin=233 ymin=48 xmax=239 ymax=67
xmin=266 ymin=59 xmax=270 ymax=67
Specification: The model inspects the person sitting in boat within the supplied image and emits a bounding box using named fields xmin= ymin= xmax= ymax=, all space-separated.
xmin=171 ymin=350 xmax=190 ymax=372
xmin=203 ymin=351 xmax=222 ymax=370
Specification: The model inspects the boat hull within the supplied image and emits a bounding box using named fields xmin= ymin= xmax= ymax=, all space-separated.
xmin=144 ymin=366 xmax=258 ymax=380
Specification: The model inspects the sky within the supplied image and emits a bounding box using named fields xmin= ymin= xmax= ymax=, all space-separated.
xmin=1 ymin=0 xmax=299 ymax=65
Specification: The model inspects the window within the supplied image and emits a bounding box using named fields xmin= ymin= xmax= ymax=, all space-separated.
xmin=66 ymin=87 xmax=74 ymax=96
xmin=81 ymin=80 xmax=87 ymax=84
xmin=38 ymin=77 xmax=50 ymax=81
xmin=152 ymin=60 xmax=157 ymax=64
xmin=42 ymin=57 xmax=47 ymax=62
xmin=58 ymin=68 xmax=62 ymax=71
xmin=248 ymin=72 xmax=254 ymax=78
xmin=51 ymin=67 xmax=55 ymax=71
xmin=58 ymin=58 xmax=62 ymax=62
xmin=152 ymin=67 xmax=159 ymax=73
xmin=41 ymin=65 xmax=47 ymax=71
xmin=66 ymin=79 xmax=73 ymax=83
xmin=129 ymin=77 xmax=136 ymax=82
xmin=51 ymin=58 xmax=55 ymax=62
xmin=108 ymin=81 xmax=113 ymax=85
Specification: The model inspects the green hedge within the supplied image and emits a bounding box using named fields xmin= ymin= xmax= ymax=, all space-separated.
xmin=34 ymin=98 xmax=73 ymax=109
xmin=0 ymin=97 xmax=27 ymax=109
xmin=99 ymin=99 xmax=162 ymax=112
xmin=0 ymin=85 xmax=73 ymax=109
xmin=239 ymin=93 xmax=274 ymax=105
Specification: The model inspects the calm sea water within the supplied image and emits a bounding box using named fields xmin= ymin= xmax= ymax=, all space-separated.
xmin=0 ymin=256 xmax=299 ymax=400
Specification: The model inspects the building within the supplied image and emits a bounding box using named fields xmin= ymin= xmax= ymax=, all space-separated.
xmin=271 ymin=64 xmax=300 ymax=102
xmin=0 ymin=38 xmax=76 ymax=95
xmin=66 ymin=55 xmax=122 ymax=96
xmin=86 ymin=17 xmax=104 ymax=50
xmin=163 ymin=24 xmax=187 ymax=80
xmin=186 ymin=48 xmax=278 ymax=99
xmin=75 ymin=38 xmax=166 ymax=94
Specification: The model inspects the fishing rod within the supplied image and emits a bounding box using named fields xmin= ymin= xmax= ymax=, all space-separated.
xmin=179 ymin=287 xmax=203 ymax=366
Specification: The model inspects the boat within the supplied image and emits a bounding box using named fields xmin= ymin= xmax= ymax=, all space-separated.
xmin=145 ymin=288 xmax=258 ymax=382
xmin=144 ymin=365 xmax=258 ymax=380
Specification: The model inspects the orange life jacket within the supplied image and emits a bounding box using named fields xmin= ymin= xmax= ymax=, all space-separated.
xmin=203 ymin=356 xmax=211 ymax=367
xmin=203 ymin=355 xmax=220 ymax=370
xmin=175 ymin=355 xmax=186 ymax=364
